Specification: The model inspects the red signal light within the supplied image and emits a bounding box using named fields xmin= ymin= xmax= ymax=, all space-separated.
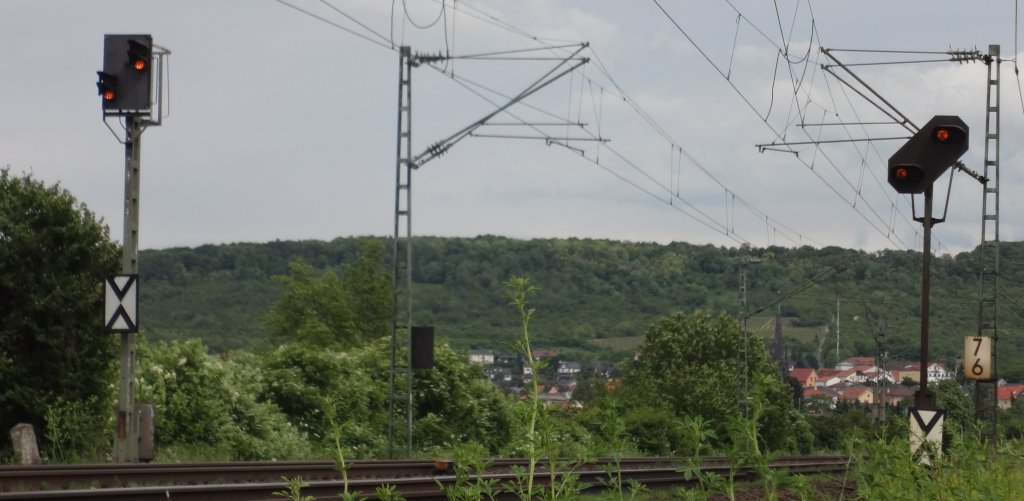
xmin=96 ymin=71 xmax=118 ymax=105
xmin=930 ymin=124 xmax=965 ymax=145
xmin=888 ymin=164 xmax=924 ymax=193
xmin=126 ymin=39 xmax=150 ymax=74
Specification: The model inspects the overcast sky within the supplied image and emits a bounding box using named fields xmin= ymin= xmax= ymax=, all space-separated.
xmin=3 ymin=1 xmax=1022 ymax=255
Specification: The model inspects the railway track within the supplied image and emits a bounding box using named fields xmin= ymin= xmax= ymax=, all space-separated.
xmin=0 ymin=455 xmax=850 ymax=500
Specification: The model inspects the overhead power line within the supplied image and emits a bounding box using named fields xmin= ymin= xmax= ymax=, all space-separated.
xmin=647 ymin=0 xmax=1002 ymax=254
xmin=274 ymin=0 xmax=396 ymax=51
xmin=277 ymin=0 xmax=829 ymax=248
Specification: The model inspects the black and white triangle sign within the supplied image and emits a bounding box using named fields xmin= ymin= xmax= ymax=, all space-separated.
xmin=909 ymin=407 xmax=944 ymax=459
xmin=105 ymin=274 xmax=139 ymax=333
xmin=910 ymin=408 xmax=944 ymax=436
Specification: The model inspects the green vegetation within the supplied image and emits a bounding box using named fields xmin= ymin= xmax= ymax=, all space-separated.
xmin=0 ymin=168 xmax=120 ymax=459
xmin=138 ymin=236 xmax=1024 ymax=382
xmin=622 ymin=310 xmax=811 ymax=453
xmin=8 ymin=175 xmax=1024 ymax=500
xmin=853 ymin=434 xmax=1024 ymax=500
xmin=266 ymin=240 xmax=390 ymax=349
xmin=136 ymin=338 xmax=310 ymax=461
xmin=438 ymin=442 xmax=501 ymax=500
xmin=504 ymin=277 xmax=544 ymax=500
xmin=273 ymin=477 xmax=315 ymax=501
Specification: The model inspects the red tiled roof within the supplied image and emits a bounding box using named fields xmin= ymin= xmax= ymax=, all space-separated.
xmin=997 ymin=385 xmax=1024 ymax=401
xmin=789 ymin=368 xmax=816 ymax=383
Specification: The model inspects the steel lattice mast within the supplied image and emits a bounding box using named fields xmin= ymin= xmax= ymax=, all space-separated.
xmin=386 ymin=45 xmax=590 ymax=458
xmin=975 ymin=45 xmax=1001 ymax=442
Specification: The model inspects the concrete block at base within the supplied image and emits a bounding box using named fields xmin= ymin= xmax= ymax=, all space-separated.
xmin=9 ymin=423 xmax=42 ymax=465
xmin=137 ymin=404 xmax=155 ymax=462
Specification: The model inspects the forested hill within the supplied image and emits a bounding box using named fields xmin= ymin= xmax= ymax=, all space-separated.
xmin=139 ymin=236 xmax=1024 ymax=379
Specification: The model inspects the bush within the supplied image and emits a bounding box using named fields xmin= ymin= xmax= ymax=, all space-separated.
xmin=137 ymin=338 xmax=311 ymax=460
xmin=44 ymin=395 xmax=112 ymax=463
xmin=624 ymin=406 xmax=686 ymax=456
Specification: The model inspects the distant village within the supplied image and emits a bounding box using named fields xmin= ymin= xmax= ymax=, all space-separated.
xmin=467 ymin=348 xmax=602 ymax=407
xmin=466 ymin=348 xmax=1024 ymax=413
xmin=790 ymin=356 xmax=1024 ymax=413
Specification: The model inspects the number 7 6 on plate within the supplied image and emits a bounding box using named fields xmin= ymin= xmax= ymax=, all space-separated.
xmin=964 ymin=336 xmax=993 ymax=381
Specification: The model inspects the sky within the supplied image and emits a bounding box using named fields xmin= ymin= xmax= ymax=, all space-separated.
xmin=3 ymin=0 xmax=1023 ymax=255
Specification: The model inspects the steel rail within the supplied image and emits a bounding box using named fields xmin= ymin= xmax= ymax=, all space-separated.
xmin=1 ymin=457 xmax=702 ymax=492
xmin=0 ymin=455 xmax=850 ymax=499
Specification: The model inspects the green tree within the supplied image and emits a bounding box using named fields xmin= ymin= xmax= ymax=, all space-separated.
xmin=622 ymin=310 xmax=810 ymax=452
xmin=0 ymin=168 xmax=119 ymax=446
xmin=934 ymin=378 xmax=973 ymax=436
xmin=266 ymin=240 xmax=391 ymax=349
xmin=625 ymin=311 xmax=745 ymax=425
xmin=266 ymin=261 xmax=355 ymax=348
xmin=259 ymin=341 xmax=376 ymax=447
xmin=343 ymin=239 xmax=392 ymax=342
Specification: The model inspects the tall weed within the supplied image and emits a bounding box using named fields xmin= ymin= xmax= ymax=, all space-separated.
xmin=439 ymin=442 xmax=501 ymax=500
xmin=273 ymin=477 xmax=315 ymax=501
xmin=854 ymin=434 xmax=1024 ymax=500
xmin=675 ymin=415 xmax=717 ymax=500
xmin=503 ymin=278 xmax=545 ymax=501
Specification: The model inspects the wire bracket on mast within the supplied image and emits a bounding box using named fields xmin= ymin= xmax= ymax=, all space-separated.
xmin=954 ymin=160 xmax=988 ymax=184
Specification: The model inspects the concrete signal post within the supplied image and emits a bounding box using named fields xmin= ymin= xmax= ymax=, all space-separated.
xmin=97 ymin=34 xmax=169 ymax=462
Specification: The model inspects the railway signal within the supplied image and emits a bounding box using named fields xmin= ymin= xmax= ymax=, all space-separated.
xmin=885 ymin=114 xmax=970 ymax=428
xmin=888 ymin=115 xmax=969 ymax=194
xmin=97 ymin=34 xmax=153 ymax=114
xmin=97 ymin=32 xmax=167 ymax=463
